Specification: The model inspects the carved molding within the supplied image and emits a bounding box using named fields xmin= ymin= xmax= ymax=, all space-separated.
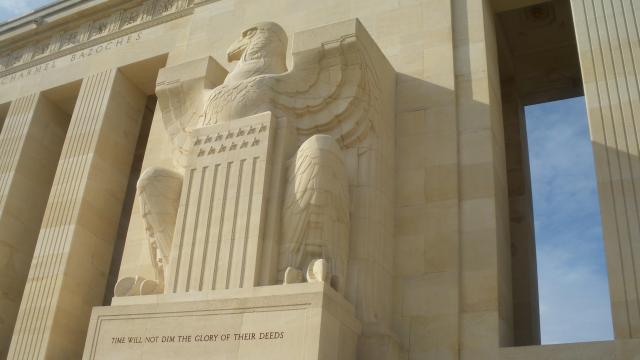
xmin=0 ymin=0 xmax=217 ymax=77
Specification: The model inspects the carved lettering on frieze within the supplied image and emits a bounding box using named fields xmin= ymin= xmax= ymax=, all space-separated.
xmin=0 ymin=0 xmax=213 ymax=77
xmin=0 ymin=32 xmax=143 ymax=85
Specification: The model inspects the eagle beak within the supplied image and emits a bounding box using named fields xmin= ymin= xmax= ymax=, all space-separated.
xmin=226 ymin=38 xmax=248 ymax=63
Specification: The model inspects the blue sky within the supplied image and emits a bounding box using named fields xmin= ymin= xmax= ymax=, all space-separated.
xmin=2 ymin=0 xmax=614 ymax=347
xmin=526 ymin=97 xmax=613 ymax=344
xmin=0 ymin=0 xmax=51 ymax=22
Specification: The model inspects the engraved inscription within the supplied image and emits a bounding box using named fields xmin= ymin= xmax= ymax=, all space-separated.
xmin=70 ymin=32 xmax=143 ymax=62
xmin=0 ymin=61 xmax=57 ymax=85
xmin=109 ymin=331 xmax=286 ymax=346
xmin=0 ymin=32 xmax=143 ymax=85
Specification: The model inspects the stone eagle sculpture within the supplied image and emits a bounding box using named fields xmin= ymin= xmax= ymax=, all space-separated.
xmin=115 ymin=21 xmax=379 ymax=296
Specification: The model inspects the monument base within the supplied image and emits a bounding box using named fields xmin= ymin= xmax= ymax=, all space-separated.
xmin=82 ymin=283 xmax=360 ymax=360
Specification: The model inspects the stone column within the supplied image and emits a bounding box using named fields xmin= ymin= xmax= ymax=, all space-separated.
xmin=502 ymin=85 xmax=540 ymax=346
xmin=0 ymin=94 xmax=70 ymax=358
xmin=392 ymin=0 xmax=461 ymax=357
xmin=454 ymin=0 xmax=514 ymax=357
xmin=7 ymin=69 xmax=147 ymax=359
xmin=571 ymin=0 xmax=640 ymax=339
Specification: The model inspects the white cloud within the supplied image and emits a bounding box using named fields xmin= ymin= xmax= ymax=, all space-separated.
xmin=525 ymin=97 xmax=614 ymax=344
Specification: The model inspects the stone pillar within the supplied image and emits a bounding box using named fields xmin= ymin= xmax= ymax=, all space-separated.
xmin=502 ymin=84 xmax=540 ymax=346
xmin=392 ymin=0 xmax=461 ymax=357
xmin=454 ymin=0 xmax=514 ymax=357
xmin=571 ymin=0 xmax=640 ymax=339
xmin=0 ymin=94 xmax=70 ymax=358
xmin=7 ymin=69 xmax=147 ymax=359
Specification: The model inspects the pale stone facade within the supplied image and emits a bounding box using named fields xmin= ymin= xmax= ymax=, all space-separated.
xmin=0 ymin=0 xmax=639 ymax=359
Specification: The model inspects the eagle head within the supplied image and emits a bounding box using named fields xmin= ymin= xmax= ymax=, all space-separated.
xmin=226 ymin=22 xmax=288 ymax=63
xmin=223 ymin=22 xmax=288 ymax=85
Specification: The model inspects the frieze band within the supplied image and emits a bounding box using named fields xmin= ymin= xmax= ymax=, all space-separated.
xmin=0 ymin=0 xmax=217 ymax=77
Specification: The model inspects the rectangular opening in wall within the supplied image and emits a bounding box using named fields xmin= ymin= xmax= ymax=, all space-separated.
xmin=19 ymin=80 xmax=82 ymax=244
xmin=524 ymin=97 xmax=613 ymax=344
xmin=496 ymin=0 xmax=613 ymax=346
xmin=103 ymin=54 xmax=168 ymax=305
xmin=27 ymin=80 xmax=81 ymax=232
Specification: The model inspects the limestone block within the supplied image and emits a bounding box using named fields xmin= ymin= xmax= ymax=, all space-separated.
xmin=83 ymin=283 xmax=360 ymax=360
xmin=499 ymin=338 xmax=640 ymax=359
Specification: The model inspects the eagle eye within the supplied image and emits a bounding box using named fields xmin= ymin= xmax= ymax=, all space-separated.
xmin=242 ymin=27 xmax=258 ymax=38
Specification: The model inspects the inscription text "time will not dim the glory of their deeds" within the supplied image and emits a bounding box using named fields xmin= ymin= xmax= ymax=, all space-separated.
xmin=111 ymin=331 xmax=286 ymax=345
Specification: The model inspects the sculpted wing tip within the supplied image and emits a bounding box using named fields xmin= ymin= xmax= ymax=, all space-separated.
xmin=271 ymin=32 xmax=381 ymax=149
xmin=137 ymin=166 xmax=183 ymax=290
xmin=281 ymin=134 xmax=349 ymax=294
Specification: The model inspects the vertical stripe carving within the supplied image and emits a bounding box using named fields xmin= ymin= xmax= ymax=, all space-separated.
xmin=0 ymin=94 xmax=38 ymax=210
xmin=168 ymin=114 xmax=275 ymax=293
xmin=572 ymin=0 xmax=640 ymax=338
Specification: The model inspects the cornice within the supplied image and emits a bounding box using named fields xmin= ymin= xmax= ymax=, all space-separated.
xmin=0 ymin=0 xmax=217 ymax=77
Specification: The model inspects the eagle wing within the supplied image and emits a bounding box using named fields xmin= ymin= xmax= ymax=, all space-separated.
xmin=281 ymin=135 xmax=350 ymax=286
xmin=281 ymin=153 xmax=312 ymax=269
xmin=268 ymin=33 xmax=380 ymax=149
xmin=137 ymin=167 xmax=183 ymax=285
xmin=155 ymin=78 xmax=206 ymax=164
xmin=155 ymin=58 xmax=228 ymax=166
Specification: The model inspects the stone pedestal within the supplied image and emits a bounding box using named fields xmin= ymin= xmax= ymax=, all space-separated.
xmin=82 ymin=283 xmax=360 ymax=360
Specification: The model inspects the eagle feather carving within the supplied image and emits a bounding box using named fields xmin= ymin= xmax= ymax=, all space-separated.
xmin=162 ymin=21 xmax=380 ymax=149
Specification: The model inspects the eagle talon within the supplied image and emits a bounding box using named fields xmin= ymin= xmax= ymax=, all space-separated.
xmin=306 ymin=259 xmax=329 ymax=284
xmin=114 ymin=276 xmax=162 ymax=297
xmin=283 ymin=267 xmax=304 ymax=284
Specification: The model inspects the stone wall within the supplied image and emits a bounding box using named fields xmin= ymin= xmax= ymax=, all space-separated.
xmin=0 ymin=0 xmax=640 ymax=359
